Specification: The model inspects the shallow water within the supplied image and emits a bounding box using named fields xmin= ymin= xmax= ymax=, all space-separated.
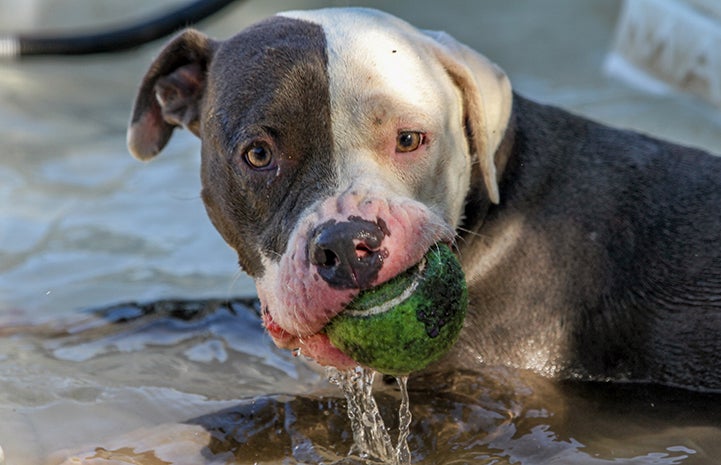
xmin=5 ymin=299 xmax=721 ymax=464
xmin=3 ymin=0 xmax=721 ymax=464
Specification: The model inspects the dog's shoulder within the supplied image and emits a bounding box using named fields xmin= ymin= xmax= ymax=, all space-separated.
xmin=480 ymin=93 xmax=721 ymax=387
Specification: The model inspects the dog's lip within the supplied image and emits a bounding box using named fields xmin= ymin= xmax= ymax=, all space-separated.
xmin=265 ymin=240 xmax=458 ymax=341
xmin=263 ymin=309 xmax=357 ymax=368
xmin=262 ymin=309 xmax=295 ymax=346
xmin=261 ymin=217 xmax=457 ymax=369
xmin=264 ymin=316 xmax=289 ymax=342
xmin=265 ymin=241 xmax=459 ymax=368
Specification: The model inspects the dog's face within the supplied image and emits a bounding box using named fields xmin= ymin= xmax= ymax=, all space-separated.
xmin=128 ymin=8 xmax=512 ymax=368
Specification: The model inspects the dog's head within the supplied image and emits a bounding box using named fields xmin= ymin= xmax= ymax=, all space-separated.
xmin=127 ymin=8 xmax=512 ymax=368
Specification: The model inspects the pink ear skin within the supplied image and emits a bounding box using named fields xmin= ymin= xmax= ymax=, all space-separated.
xmin=127 ymin=29 xmax=214 ymax=161
xmin=154 ymin=63 xmax=205 ymax=135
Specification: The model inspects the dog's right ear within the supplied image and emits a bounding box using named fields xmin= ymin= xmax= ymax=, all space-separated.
xmin=127 ymin=29 xmax=215 ymax=161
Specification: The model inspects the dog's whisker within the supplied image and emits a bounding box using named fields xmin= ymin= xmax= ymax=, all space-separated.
xmin=226 ymin=268 xmax=248 ymax=296
xmin=455 ymin=226 xmax=489 ymax=240
xmin=266 ymin=250 xmax=283 ymax=260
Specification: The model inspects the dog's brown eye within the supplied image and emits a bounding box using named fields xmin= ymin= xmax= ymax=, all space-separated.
xmin=396 ymin=131 xmax=424 ymax=153
xmin=245 ymin=144 xmax=274 ymax=169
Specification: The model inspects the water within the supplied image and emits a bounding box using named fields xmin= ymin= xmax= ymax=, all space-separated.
xmin=329 ymin=367 xmax=396 ymax=463
xmin=395 ymin=376 xmax=412 ymax=465
xmin=3 ymin=0 xmax=721 ymax=463
xmin=327 ymin=367 xmax=411 ymax=465
xmin=4 ymin=298 xmax=721 ymax=464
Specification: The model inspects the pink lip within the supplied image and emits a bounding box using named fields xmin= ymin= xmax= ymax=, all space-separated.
xmin=263 ymin=310 xmax=357 ymax=369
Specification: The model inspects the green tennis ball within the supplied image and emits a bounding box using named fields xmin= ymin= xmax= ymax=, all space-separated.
xmin=325 ymin=243 xmax=468 ymax=376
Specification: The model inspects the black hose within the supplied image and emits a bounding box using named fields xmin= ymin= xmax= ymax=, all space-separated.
xmin=0 ymin=0 xmax=240 ymax=59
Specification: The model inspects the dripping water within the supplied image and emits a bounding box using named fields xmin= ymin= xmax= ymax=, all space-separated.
xmin=327 ymin=366 xmax=412 ymax=465
xmin=395 ymin=374 xmax=411 ymax=465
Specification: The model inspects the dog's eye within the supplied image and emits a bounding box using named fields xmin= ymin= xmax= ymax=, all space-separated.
xmin=396 ymin=131 xmax=424 ymax=153
xmin=245 ymin=144 xmax=274 ymax=169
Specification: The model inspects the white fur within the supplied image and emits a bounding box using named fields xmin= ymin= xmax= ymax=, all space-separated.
xmin=280 ymin=7 xmax=512 ymax=220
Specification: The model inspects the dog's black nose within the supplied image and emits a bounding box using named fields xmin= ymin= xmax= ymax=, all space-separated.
xmin=308 ymin=217 xmax=387 ymax=289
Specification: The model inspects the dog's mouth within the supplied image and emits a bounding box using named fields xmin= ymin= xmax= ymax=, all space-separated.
xmin=256 ymin=191 xmax=457 ymax=369
xmin=263 ymin=306 xmax=358 ymax=369
xmin=261 ymin=264 xmax=425 ymax=369
xmin=262 ymin=243 xmax=451 ymax=370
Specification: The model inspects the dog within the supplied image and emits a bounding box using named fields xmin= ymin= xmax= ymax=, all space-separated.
xmin=127 ymin=7 xmax=721 ymax=391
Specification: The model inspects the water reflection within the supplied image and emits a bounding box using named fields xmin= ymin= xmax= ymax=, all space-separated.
xmin=54 ymin=378 xmax=710 ymax=464
xmin=6 ymin=299 xmax=714 ymax=465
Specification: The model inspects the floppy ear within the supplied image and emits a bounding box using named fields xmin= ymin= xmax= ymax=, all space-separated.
xmin=127 ymin=29 xmax=215 ymax=161
xmin=425 ymin=31 xmax=512 ymax=204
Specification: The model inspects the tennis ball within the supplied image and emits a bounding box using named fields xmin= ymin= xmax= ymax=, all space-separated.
xmin=324 ymin=243 xmax=467 ymax=376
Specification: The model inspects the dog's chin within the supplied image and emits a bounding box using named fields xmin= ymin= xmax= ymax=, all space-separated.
xmin=263 ymin=310 xmax=358 ymax=369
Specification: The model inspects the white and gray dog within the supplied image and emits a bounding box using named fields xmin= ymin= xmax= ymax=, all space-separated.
xmin=128 ymin=8 xmax=721 ymax=391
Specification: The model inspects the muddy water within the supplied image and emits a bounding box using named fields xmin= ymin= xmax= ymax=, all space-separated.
xmin=3 ymin=0 xmax=721 ymax=464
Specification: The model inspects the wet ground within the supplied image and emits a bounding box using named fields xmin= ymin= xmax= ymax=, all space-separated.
xmin=2 ymin=0 xmax=721 ymax=463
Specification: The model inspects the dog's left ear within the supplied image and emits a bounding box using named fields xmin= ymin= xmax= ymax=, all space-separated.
xmin=127 ymin=29 xmax=216 ymax=161
xmin=425 ymin=31 xmax=512 ymax=204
